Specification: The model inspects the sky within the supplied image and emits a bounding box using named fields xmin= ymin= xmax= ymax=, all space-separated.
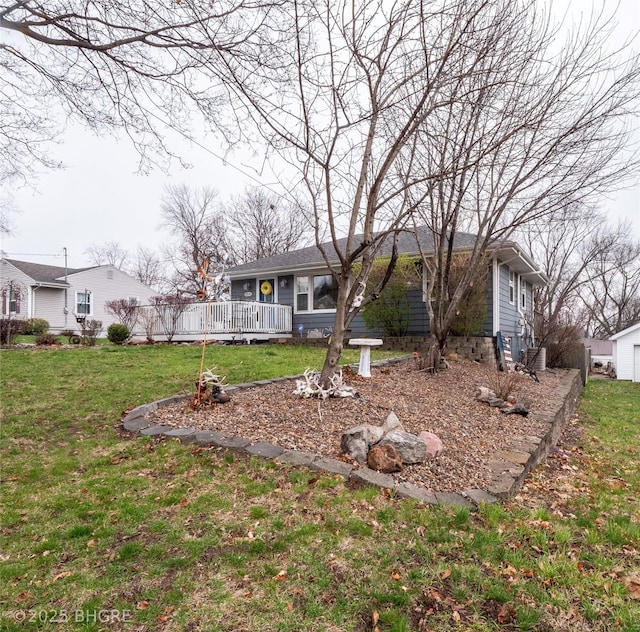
xmin=1 ymin=0 xmax=639 ymax=271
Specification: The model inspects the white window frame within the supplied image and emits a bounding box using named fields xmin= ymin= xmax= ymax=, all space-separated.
xmin=76 ymin=290 xmax=92 ymax=316
xmin=294 ymin=272 xmax=339 ymax=314
xmin=519 ymin=277 xmax=527 ymax=311
xmin=508 ymin=269 xmax=515 ymax=305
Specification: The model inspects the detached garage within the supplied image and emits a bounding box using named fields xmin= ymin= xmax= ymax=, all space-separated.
xmin=611 ymin=323 xmax=640 ymax=382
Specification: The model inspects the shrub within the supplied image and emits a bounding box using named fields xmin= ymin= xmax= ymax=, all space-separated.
xmin=23 ymin=318 xmax=50 ymax=335
xmin=82 ymin=320 xmax=103 ymax=346
xmin=35 ymin=333 xmax=60 ymax=346
xmin=487 ymin=370 xmax=524 ymax=401
xmin=0 ymin=318 xmax=26 ymax=345
xmin=107 ymin=323 xmax=131 ymax=345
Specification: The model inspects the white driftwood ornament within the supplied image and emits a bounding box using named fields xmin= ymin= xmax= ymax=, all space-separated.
xmin=293 ymin=368 xmax=358 ymax=399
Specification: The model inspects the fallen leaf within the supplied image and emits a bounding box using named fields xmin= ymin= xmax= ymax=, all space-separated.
xmin=372 ymin=610 xmax=380 ymax=626
xmin=287 ymin=603 xmax=294 ymax=611
xmin=441 ymin=569 xmax=451 ymax=580
xmin=273 ymin=570 xmax=287 ymax=581
xmin=626 ymin=574 xmax=640 ymax=600
xmin=137 ymin=601 xmax=150 ymax=610
xmin=53 ymin=571 xmax=72 ymax=582
xmin=391 ymin=572 xmax=401 ymax=580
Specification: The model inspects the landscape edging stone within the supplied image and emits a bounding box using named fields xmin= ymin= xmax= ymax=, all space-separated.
xmin=120 ymin=361 xmax=583 ymax=509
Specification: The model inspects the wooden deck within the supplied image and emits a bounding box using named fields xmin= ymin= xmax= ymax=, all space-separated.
xmin=133 ymin=301 xmax=292 ymax=343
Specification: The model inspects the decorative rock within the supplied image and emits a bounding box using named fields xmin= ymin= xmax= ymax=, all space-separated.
xmin=381 ymin=411 xmax=403 ymax=432
xmin=476 ymin=386 xmax=495 ymax=402
xmin=418 ymin=431 xmax=443 ymax=459
xmin=341 ymin=424 xmax=385 ymax=463
xmin=488 ymin=397 xmax=506 ymax=407
xmin=379 ymin=429 xmax=427 ymax=464
xmin=367 ymin=444 xmax=403 ymax=473
xmin=501 ymin=401 xmax=530 ymax=416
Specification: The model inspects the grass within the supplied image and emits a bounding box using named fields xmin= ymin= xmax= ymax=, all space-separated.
xmin=1 ymin=345 xmax=639 ymax=631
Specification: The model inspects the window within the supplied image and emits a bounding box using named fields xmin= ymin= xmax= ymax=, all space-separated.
xmin=313 ymin=274 xmax=338 ymax=310
xmin=76 ymin=291 xmax=92 ymax=315
xmin=295 ymin=274 xmax=339 ymax=312
xmin=508 ymin=270 xmax=515 ymax=304
xmin=2 ymin=288 xmax=21 ymax=314
xmin=520 ymin=278 xmax=527 ymax=310
xmin=296 ymin=276 xmax=309 ymax=311
xmin=127 ymin=296 xmax=140 ymax=306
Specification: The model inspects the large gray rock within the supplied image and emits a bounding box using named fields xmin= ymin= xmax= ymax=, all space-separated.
xmin=381 ymin=411 xmax=403 ymax=432
xmin=340 ymin=424 xmax=385 ymax=463
xmin=379 ymin=429 xmax=427 ymax=464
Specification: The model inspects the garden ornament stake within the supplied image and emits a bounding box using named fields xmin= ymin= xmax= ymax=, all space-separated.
xmin=194 ymin=254 xmax=232 ymax=407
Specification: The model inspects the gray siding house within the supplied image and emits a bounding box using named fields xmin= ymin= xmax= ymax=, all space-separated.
xmin=1 ymin=258 xmax=155 ymax=335
xmin=227 ymin=228 xmax=546 ymax=360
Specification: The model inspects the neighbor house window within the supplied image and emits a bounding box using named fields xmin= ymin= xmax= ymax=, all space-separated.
xmin=127 ymin=296 xmax=140 ymax=306
xmin=295 ymin=274 xmax=339 ymax=312
xmin=508 ymin=270 xmax=515 ymax=304
xmin=76 ymin=291 xmax=92 ymax=315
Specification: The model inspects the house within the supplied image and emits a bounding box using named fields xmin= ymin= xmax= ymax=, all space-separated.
xmin=0 ymin=258 xmax=155 ymax=336
xmin=227 ymin=228 xmax=547 ymax=360
xmin=584 ymin=337 xmax=614 ymax=367
xmin=610 ymin=322 xmax=640 ymax=382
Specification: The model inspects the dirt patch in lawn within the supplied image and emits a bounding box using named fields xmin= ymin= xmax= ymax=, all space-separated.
xmin=148 ymin=358 xmax=567 ymax=494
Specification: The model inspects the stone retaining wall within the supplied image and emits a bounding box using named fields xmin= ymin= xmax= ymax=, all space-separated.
xmin=121 ymin=361 xmax=582 ymax=509
xmin=279 ymin=335 xmax=498 ymax=368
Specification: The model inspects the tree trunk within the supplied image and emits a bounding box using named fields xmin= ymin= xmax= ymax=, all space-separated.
xmin=320 ymin=274 xmax=350 ymax=388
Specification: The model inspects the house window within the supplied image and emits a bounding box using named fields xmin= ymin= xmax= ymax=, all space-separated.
xmin=76 ymin=291 xmax=92 ymax=315
xmin=520 ymin=278 xmax=527 ymax=310
xmin=509 ymin=270 xmax=515 ymax=304
xmin=295 ymin=274 xmax=339 ymax=312
xmin=127 ymin=296 xmax=140 ymax=306
xmin=313 ymin=274 xmax=338 ymax=310
xmin=296 ymin=277 xmax=309 ymax=311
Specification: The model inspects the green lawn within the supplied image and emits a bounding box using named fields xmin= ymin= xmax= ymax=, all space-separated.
xmin=1 ymin=345 xmax=638 ymax=631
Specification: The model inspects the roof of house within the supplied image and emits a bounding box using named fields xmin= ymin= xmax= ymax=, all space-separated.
xmin=610 ymin=322 xmax=640 ymax=341
xmin=2 ymin=258 xmax=95 ymax=288
xmin=227 ymin=227 xmax=546 ymax=284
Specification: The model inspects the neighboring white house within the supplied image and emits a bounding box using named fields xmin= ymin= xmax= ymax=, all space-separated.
xmin=610 ymin=322 xmax=640 ymax=382
xmin=584 ymin=337 xmax=614 ymax=367
xmin=1 ymin=258 xmax=156 ymax=335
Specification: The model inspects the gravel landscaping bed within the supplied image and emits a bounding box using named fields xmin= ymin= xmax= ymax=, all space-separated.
xmin=148 ymin=358 xmax=566 ymax=493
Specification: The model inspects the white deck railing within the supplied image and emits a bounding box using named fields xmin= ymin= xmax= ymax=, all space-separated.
xmin=133 ymin=301 xmax=292 ymax=341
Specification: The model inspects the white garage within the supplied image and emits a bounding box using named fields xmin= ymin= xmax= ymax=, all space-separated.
xmin=611 ymin=322 xmax=640 ymax=382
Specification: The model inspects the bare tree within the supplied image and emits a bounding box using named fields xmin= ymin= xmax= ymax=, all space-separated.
xmin=0 ymin=0 xmax=286 ymax=183
xmin=225 ymin=187 xmax=311 ymax=263
xmin=406 ymin=1 xmax=640 ymax=368
xmin=213 ymin=0 xmax=521 ymax=385
xmin=159 ymin=184 xmax=233 ymax=296
xmin=519 ymin=207 xmax=627 ymax=365
xmin=129 ymin=245 xmax=166 ymax=292
xmin=85 ymin=241 xmax=129 ymax=269
xmin=580 ymin=232 xmax=640 ymax=337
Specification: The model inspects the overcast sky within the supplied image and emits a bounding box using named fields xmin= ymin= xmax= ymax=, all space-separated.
xmin=1 ymin=0 xmax=639 ymax=270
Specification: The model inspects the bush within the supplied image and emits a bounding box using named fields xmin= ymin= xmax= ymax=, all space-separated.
xmin=23 ymin=318 xmax=50 ymax=335
xmin=35 ymin=333 xmax=60 ymax=346
xmin=0 ymin=318 xmax=26 ymax=345
xmin=82 ymin=320 xmax=102 ymax=346
xmin=107 ymin=323 xmax=131 ymax=345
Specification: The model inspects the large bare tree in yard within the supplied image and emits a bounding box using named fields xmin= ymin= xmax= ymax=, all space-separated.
xmin=406 ymin=1 xmax=639 ymax=369
xmin=211 ymin=0 xmax=524 ymax=385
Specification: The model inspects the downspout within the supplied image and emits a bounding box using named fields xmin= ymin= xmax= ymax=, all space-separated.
xmin=492 ymin=258 xmax=500 ymax=335
xmin=63 ymin=247 xmax=68 ymax=327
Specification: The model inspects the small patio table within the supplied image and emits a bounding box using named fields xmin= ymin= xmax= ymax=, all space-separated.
xmin=348 ymin=338 xmax=383 ymax=378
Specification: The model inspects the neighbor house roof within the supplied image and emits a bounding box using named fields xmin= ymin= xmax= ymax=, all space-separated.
xmin=3 ymin=259 xmax=93 ymax=288
xmin=610 ymin=322 xmax=640 ymax=341
xmin=227 ymin=227 xmax=546 ymax=285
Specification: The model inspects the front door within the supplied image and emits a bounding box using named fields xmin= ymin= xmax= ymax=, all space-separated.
xmin=259 ymin=278 xmax=275 ymax=303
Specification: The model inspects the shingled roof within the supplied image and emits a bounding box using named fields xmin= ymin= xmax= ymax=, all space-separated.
xmin=227 ymin=227 xmax=480 ymax=277
xmin=3 ymin=259 xmax=94 ymax=286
